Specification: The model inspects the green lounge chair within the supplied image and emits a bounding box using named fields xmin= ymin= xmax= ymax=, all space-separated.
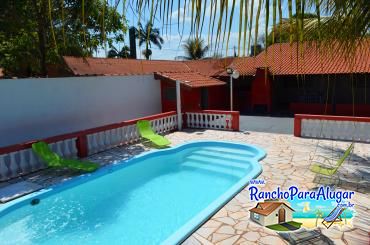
xmin=310 ymin=143 xmax=354 ymax=176
xmin=137 ymin=120 xmax=171 ymax=148
xmin=32 ymin=141 xmax=99 ymax=172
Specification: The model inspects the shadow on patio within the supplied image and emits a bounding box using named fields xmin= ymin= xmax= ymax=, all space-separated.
xmin=311 ymin=144 xmax=370 ymax=194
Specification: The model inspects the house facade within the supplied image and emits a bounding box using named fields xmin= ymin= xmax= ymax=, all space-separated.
xmin=62 ymin=57 xmax=233 ymax=113
xmin=249 ymin=201 xmax=294 ymax=226
xmin=62 ymin=40 xmax=369 ymax=116
xmin=224 ymin=41 xmax=370 ymax=116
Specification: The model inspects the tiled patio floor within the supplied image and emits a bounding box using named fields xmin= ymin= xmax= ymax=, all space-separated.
xmin=0 ymin=129 xmax=369 ymax=244
xmin=167 ymin=130 xmax=369 ymax=245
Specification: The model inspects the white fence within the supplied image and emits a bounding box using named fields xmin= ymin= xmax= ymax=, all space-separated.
xmin=0 ymin=138 xmax=77 ymax=181
xmin=0 ymin=110 xmax=239 ymax=181
xmin=185 ymin=111 xmax=239 ymax=131
xmin=295 ymin=114 xmax=370 ymax=143
xmin=86 ymin=114 xmax=178 ymax=155
xmin=0 ymin=112 xmax=177 ymax=181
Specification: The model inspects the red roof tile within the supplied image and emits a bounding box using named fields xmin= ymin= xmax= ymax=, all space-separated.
xmin=223 ymin=57 xmax=257 ymax=76
xmin=249 ymin=202 xmax=294 ymax=216
xmin=63 ymin=57 xmax=191 ymax=76
xmin=154 ymin=71 xmax=226 ymax=88
xmin=63 ymin=57 xmax=235 ymax=77
xmin=231 ymin=40 xmax=370 ymax=76
xmin=184 ymin=58 xmax=235 ymax=76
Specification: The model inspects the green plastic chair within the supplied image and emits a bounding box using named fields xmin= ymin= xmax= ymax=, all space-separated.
xmin=137 ymin=120 xmax=171 ymax=148
xmin=310 ymin=143 xmax=354 ymax=176
xmin=32 ymin=141 xmax=99 ymax=172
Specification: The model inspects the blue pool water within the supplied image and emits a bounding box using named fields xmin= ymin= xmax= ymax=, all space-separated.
xmin=0 ymin=141 xmax=265 ymax=245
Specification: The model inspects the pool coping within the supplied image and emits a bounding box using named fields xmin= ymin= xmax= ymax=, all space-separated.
xmin=0 ymin=140 xmax=266 ymax=244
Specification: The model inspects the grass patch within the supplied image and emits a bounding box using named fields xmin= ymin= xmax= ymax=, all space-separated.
xmin=266 ymin=221 xmax=302 ymax=231
xmin=266 ymin=224 xmax=290 ymax=231
xmin=287 ymin=221 xmax=302 ymax=228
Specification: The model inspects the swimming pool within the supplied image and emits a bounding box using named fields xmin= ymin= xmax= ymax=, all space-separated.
xmin=0 ymin=141 xmax=265 ymax=245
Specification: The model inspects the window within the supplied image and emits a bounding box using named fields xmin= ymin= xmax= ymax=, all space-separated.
xmin=253 ymin=213 xmax=260 ymax=220
xmin=164 ymin=87 xmax=176 ymax=101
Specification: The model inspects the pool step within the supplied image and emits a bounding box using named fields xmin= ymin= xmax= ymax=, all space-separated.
xmin=191 ymin=150 xmax=252 ymax=163
xmin=200 ymin=147 xmax=255 ymax=158
xmin=185 ymin=155 xmax=251 ymax=171
xmin=182 ymin=160 xmax=245 ymax=178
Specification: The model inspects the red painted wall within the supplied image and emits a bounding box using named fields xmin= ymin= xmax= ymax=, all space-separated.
xmin=161 ymin=80 xmax=202 ymax=112
xmin=251 ymin=68 xmax=272 ymax=112
xmin=290 ymin=103 xmax=370 ymax=117
xmin=208 ymin=86 xmax=228 ymax=110
xmin=336 ymin=104 xmax=370 ymax=117
xmin=290 ymin=103 xmax=333 ymax=115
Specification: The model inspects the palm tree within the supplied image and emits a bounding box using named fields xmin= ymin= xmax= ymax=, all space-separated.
xmin=38 ymin=1 xmax=368 ymax=61
xmin=121 ymin=0 xmax=368 ymax=58
xmin=135 ymin=22 xmax=164 ymax=60
xmin=183 ymin=38 xmax=209 ymax=60
xmin=142 ymin=49 xmax=152 ymax=60
xmin=107 ymin=46 xmax=130 ymax=58
xmin=266 ymin=13 xmax=319 ymax=46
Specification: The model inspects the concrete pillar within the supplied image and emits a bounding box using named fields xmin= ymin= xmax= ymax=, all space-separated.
xmin=176 ymin=80 xmax=182 ymax=130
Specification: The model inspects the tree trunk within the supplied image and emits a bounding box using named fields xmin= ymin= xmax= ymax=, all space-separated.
xmin=33 ymin=0 xmax=48 ymax=77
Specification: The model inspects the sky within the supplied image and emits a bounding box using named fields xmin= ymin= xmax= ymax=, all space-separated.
xmin=99 ymin=1 xmax=300 ymax=60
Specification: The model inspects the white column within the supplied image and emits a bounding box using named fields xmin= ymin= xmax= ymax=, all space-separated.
xmin=176 ymin=80 xmax=182 ymax=130
xmin=230 ymin=76 xmax=233 ymax=111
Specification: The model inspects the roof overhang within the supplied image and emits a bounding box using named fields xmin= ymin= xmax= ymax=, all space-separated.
xmin=154 ymin=72 xmax=226 ymax=88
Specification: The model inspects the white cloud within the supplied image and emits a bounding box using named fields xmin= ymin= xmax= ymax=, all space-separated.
xmin=171 ymin=7 xmax=192 ymax=23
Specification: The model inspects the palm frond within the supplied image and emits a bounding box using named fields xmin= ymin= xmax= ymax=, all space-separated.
xmin=65 ymin=0 xmax=370 ymax=59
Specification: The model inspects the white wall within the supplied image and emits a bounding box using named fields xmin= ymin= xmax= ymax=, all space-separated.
xmin=0 ymin=75 xmax=161 ymax=147
xmin=264 ymin=205 xmax=293 ymax=226
xmin=301 ymin=118 xmax=370 ymax=143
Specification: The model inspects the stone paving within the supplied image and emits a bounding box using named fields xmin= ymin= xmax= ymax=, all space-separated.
xmin=165 ymin=130 xmax=369 ymax=245
xmin=0 ymin=129 xmax=369 ymax=244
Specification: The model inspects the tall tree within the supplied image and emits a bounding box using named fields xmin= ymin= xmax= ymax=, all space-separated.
xmin=108 ymin=45 xmax=130 ymax=58
xmin=124 ymin=0 xmax=369 ymax=57
xmin=182 ymin=38 xmax=209 ymax=60
xmin=135 ymin=22 xmax=164 ymax=60
xmin=266 ymin=13 xmax=319 ymax=47
xmin=0 ymin=0 xmax=127 ymax=77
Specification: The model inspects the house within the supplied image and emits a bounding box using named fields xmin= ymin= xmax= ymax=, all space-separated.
xmin=62 ymin=57 xmax=234 ymax=112
xmin=224 ymin=40 xmax=370 ymax=116
xmin=249 ymin=201 xmax=294 ymax=226
xmin=62 ymin=39 xmax=369 ymax=116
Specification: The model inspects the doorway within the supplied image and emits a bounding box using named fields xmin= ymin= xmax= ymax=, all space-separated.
xmin=201 ymin=88 xmax=209 ymax=109
xmin=278 ymin=208 xmax=286 ymax=223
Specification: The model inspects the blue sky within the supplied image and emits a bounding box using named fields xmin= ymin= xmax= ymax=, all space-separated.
xmin=290 ymin=198 xmax=355 ymax=219
xmin=100 ymin=1 xmax=300 ymax=60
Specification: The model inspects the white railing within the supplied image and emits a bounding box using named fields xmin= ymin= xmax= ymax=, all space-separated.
xmin=0 ymin=112 xmax=177 ymax=182
xmin=0 ymin=110 xmax=238 ymax=182
xmin=185 ymin=111 xmax=239 ymax=131
xmin=86 ymin=113 xmax=178 ymax=155
xmin=0 ymin=138 xmax=77 ymax=181
xmin=295 ymin=114 xmax=370 ymax=143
